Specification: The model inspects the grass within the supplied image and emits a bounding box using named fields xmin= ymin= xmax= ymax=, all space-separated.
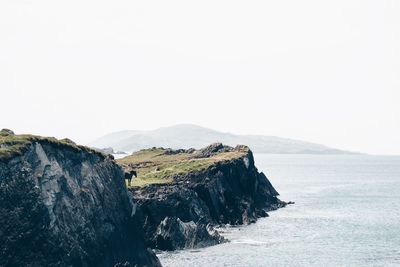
xmin=0 ymin=130 xmax=104 ymax=161
xmin=0 ymin=134 xmax=32 ymax=159
xmin=118 ymin=147 xmax=247 ymax=187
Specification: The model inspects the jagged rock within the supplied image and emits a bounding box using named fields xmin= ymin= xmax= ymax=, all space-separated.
xmin=186 ymin=148 xmax=196 ymax=154
xmin=187 ymin=150 xmax=284 ymax=225
xmin=0 ymin=135 xmax=160 ymax=267
xmin=133 ymin=186 xmax=215 ymax=250
xmin=152 ymin=217 xmax=224 ymax=250
xmin=193 ymin=143 xmax=233 ymax=158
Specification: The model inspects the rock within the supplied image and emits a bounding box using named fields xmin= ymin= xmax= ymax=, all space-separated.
xmin=164 ymin=148 xmax=197 ymax=155
xmin=133 ymin=186 xmax=216 ymax=250
xmin=0 ymin=136 xmax=160 ymax=267
xmin=165 ymin=148 xmax=184 ymax=155
xmin=188 ymin=148 xmax=285 ymax=225
xmin=0 ymin=129 xmax=14 ymax=136
xmin=186 ymin=148 xmax=196 ymax=153
xmin=193 ymin=143 xmax=233 ymax=158
xmin=152 ymin=217 xmax=224 ymax=251
xmin=256 ymin=209 xmax=269 ymax=218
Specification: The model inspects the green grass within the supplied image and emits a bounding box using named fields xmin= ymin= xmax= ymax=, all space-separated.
xmin=118 ymin=147 xmax=247 ymax=187
xmin=0 ymin=131 xmax=103 ymax=161
xmin=0 ymin=134 xmax=32 ymax=159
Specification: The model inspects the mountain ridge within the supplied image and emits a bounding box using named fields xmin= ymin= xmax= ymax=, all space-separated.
xmin=90 ymin=124 xmax=358 ymax=154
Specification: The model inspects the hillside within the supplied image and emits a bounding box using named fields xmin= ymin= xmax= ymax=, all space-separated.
xmin=90 ymin=124 xmax=356 ymax=154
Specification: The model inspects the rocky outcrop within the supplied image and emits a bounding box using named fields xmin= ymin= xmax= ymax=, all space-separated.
xmin=132 ymin=185 xmax=224 ymax=250
xmin=129 ymin=144 xmax=287 ymax=251
xmin=0 ymin=128 xmax=15 ymax=136
xmin=152 ymin=217 xmax=223 ymax=251
xmin=0 ymin=133 xmax=160 ymax=267
xmin=192 ymin=142 xmax=232 ymax=158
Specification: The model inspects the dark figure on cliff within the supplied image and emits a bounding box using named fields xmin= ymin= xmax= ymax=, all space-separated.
xmin=124 ymin=170 xmax=137 ymax=186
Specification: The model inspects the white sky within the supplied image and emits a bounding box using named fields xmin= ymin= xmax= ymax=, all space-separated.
xmin=0 ymin=0 xmax=399 ymax=155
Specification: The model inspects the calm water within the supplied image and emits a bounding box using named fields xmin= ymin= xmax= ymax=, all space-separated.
xmin=158 ymin=154 xmax=400 ymax=267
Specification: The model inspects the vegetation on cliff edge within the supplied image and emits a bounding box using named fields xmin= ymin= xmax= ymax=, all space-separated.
xmin=117 ymin=145 xmax=249 ymax=187
xmin=0 ymin=129 xmax=104 ymax=161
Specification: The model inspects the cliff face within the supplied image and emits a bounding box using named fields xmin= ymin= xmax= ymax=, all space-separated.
xmin=125 ymin=144 xmax=286 ymax=251
xmin=132 ymin=185 xmax=224 ymax=250
xmin=0 ymin=131 xmax=160 ymax=267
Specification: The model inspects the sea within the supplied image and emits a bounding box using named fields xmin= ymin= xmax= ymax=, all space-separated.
xmin=158 ymin=154 xmax=400 ymax=267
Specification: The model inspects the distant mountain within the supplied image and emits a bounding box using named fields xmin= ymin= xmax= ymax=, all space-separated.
xmin=90 ymin=124 xmax=356 ymax=154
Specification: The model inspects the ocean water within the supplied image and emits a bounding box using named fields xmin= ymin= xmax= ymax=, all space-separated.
xmin=158 ymin=154 xmax=400 ymax=267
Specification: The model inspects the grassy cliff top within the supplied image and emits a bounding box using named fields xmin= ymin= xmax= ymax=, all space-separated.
xmin=0 ymin=129 xmax=103 ymax=161
xmin=117 ymin=143 xmax=250 ymax=187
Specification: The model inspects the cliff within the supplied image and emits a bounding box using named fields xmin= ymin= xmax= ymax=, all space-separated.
xmin=0 ymin=129 xmax=160 ymax=267
xmin=118 ymin=143 xmax=287 ymax=251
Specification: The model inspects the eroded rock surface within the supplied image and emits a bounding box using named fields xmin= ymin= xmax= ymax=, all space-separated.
xmin=152 ymin=217 xmax=224 ymax=251
xmin=0 ymin=135 xmax=160 ymax=267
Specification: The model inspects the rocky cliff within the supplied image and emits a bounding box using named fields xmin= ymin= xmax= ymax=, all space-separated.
xmin=0 ymin=130 xmax=160 ymax=267
xmin=119 ymin=143 xmax=287 ymax=251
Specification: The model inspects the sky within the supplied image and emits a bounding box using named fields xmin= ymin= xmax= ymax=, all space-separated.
xmin=0 ymin=0 xmax=399 ymax=155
